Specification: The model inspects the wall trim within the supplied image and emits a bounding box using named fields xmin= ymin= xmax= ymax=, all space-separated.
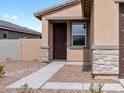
xmin=115 ymin=0 xmax=124 ymax=3
xmin=92 ymin=45 xmax=119 ymax=50
xmin=41 ymin=46 xmax=49 ymax=49
xmin=46 ymin=16 xmax=89 ymax=20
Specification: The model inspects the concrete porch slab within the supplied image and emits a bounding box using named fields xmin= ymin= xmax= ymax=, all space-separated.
xmin=65 ymin=62 xmax=91 ymax=66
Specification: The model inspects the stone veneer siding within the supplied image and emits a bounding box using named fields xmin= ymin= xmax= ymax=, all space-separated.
xmin=92 ymin=49 xmax=119 ymax=75
xmin=41 ymin=46 xmax=49 ymax=62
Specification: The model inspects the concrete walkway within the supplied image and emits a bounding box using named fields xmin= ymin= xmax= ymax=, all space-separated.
xmin=42 ymin=82 xmax=124 ymax=91
xmin=7 ymin=62 xmax=65 ymax=89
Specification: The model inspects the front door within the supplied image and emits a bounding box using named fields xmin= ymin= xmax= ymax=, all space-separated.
xmin=119 ymin=3 xmax=124 ymax=78
xmin=53 ymin=23 xmax=67 ymax=59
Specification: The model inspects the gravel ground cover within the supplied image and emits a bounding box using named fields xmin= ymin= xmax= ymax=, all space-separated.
xmin=49 ymin=65 xmax=119 ymax=83
xmin=0 ymin=89 xmax=123 ymax=93
xmin=0 ymin=61 xmax=47 ymax=88
xmin=0 ymin=63 xmax=122 ymax=93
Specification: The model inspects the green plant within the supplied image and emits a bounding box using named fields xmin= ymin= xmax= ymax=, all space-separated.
xmin=21 ymin=84 xmax=32 ymax=93
xmin=89 ymin=83 xmax=104 ymax=93
xmin=0 ymin=65 xmax=5 ymax=78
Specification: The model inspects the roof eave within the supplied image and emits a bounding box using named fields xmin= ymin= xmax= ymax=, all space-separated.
xmin=0 ymin=26 xmax=41 ymax=36
xmin=34 ymin=0 xmax=81 ymax=20
xmin=33 ymin=13 xmax=41 ymax=20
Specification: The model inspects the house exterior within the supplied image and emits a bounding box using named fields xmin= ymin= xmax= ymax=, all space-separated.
xmin=0 ymin=20 xmax=41 ymax=39
xmin=34 ymin=0 xmax=124 ymax=79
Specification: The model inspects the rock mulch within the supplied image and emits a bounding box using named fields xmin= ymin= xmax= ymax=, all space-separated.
xmin=0 ymin=61 xmax=47 ymax=88
xmin=0 ymin=62 xmax=121 ymax=93
xmin=0 ymin=89 xmax=124 ymax=93
xmin=49 ymin=65 xmax=118 ymax=83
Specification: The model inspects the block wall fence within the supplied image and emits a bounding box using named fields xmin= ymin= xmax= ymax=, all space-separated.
xmin=0 ymin=39 xmax=41 ymax=61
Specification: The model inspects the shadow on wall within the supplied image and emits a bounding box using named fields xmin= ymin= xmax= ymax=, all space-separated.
xmin=82 ymin=21 xmax=92 ymax=72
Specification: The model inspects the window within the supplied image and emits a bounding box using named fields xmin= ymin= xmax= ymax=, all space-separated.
xmin=2 ymin=32 xmax=8 ymax=39
xmin=72 ymin=22 xmax=87 ymax=47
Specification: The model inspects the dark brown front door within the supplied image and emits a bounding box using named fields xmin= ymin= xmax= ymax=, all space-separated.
xmin=53 ymin=23 xmax=67 ymax=59
xmin=119 ymin=3 xmax=124 ymax=78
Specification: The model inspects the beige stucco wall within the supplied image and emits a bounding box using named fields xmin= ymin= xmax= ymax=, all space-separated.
xmin=20 ymin=39 xmax=41 ymax=61
xmin=93 ymin=0 xmax=119 ymax=46
xmin=67 ymin=49 xmax=90 ymax=62
xmin=49 ymin=21 xmax=53 ymax=60
xmin=42 ymin=18 xmax=49 ymax=46
xmin=43 ymin=3 xmax=82 ymax=18
xmin=90 ymin=0 xmax=94 ymax=46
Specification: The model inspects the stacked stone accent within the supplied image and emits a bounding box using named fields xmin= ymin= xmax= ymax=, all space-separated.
xmin=92 ymin=49 xmax=119 ymax=75
xmin=41 ymin=46 xmax=49 ymax=62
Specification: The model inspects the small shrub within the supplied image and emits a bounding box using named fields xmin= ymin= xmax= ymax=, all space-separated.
xmin=21 ymin=84 xmax=32 ymax=93
xmin=89 ymin=83 xmax=104 ymax=93
xmin=0 ymin=65 xmax=5 ymax=78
